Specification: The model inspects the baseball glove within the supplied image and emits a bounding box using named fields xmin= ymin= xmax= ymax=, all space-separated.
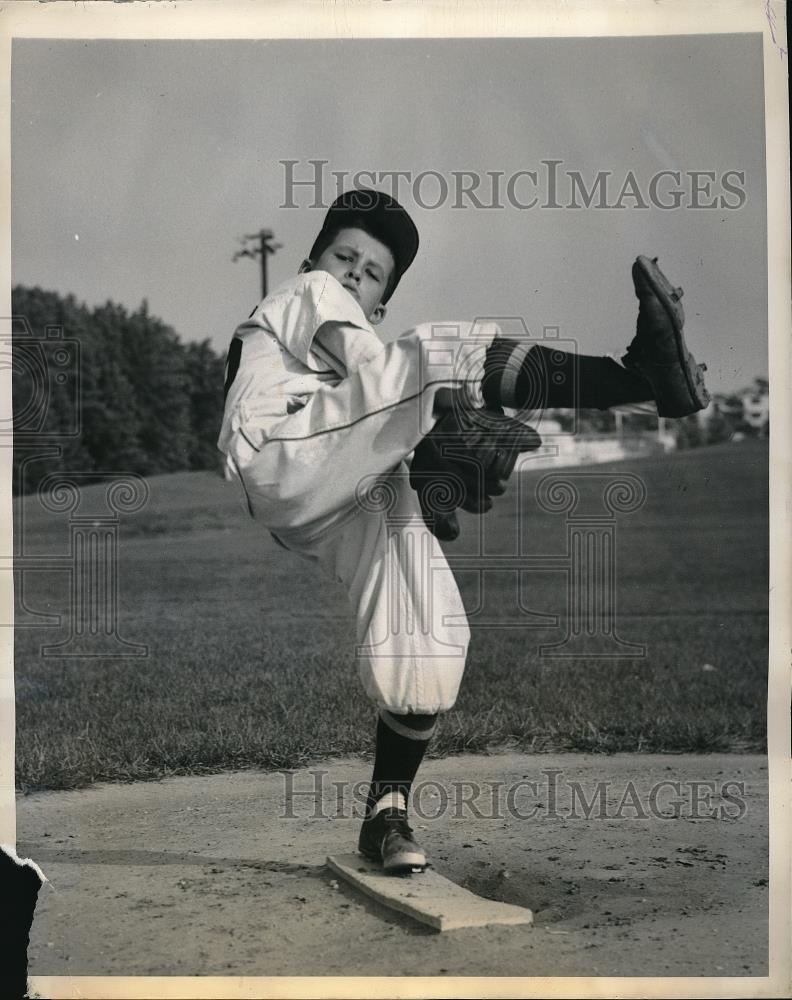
xmin=409 ymin=406 xmax=542 ymax=541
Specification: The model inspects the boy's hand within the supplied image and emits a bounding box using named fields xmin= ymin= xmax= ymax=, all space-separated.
xmin=409 ymin=406 xmax=542 ymax=541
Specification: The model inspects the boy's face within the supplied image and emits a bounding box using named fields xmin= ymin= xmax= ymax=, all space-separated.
xmin=304 ymin=227 xmax=395 ymax=324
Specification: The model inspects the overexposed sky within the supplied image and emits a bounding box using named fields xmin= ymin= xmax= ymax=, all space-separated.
xmin=11 ymin=35 xmax=766 ymax=391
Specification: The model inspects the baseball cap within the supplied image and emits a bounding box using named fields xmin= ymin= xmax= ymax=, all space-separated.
xmin=310 ymin=189 xmax=419 ymax=302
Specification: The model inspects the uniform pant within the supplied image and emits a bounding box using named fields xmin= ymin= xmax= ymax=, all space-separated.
xmin=225 ymin=322 xmax=499 ymax=714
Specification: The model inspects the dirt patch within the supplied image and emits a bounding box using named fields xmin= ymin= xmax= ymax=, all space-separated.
xmin=16 ymin=753 xmax=767 ymax=982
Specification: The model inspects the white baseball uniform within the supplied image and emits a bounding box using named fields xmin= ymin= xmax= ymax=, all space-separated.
xmin=218 ymin=271 xmax=501 ymax=714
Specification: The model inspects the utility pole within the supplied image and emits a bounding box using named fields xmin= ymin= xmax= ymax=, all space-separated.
xmin=233 ymin=228 xmax=282 ymax=299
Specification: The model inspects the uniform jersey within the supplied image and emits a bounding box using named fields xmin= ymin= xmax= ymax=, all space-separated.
xmin=217 ymin=271 xmax=499 ymax=714
xmin=218 ymin=271 xmax=386 ymax=460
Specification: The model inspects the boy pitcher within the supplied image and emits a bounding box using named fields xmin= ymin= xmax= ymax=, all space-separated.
xmin=218 ymin=189 xmax=709 ymax=873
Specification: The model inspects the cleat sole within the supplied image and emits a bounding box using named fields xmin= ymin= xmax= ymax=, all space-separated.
xmin=631 ymin=255 xmax=710 ymax=416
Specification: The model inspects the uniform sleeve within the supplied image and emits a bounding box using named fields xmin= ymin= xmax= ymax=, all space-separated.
xmin=256 ymin=271 xmax=382 ymax=373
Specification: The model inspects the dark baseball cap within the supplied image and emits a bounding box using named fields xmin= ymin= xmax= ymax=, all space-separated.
xmin=309 ymin=189 xmax=419 ymax=302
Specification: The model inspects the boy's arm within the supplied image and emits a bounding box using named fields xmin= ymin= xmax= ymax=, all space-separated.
xmin=257 ymin=271 xmax=383 ymax=378
xmin=310 ymin=320 xmax=384 ymax=378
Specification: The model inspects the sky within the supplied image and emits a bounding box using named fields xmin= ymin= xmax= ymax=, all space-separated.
xmin=11 ymin=34 xmax=767 ymax=393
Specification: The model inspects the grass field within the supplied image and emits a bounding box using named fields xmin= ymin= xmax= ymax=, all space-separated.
xmin=14 ymin=440 xmax=768 ymax=791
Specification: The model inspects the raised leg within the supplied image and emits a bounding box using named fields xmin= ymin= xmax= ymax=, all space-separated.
xmin=482 ymin=256 xmax=710 ymax=417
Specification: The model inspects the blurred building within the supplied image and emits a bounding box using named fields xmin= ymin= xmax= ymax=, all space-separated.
xmin=695 ymin=377 xmax=768 ymax=441
xmin=740 ymin=378 xmax=769 ymax=432
xmin=521 ymin=413 xmax=675 ymax=470
xmin=520 ymin=374 xmax=768 ymax=469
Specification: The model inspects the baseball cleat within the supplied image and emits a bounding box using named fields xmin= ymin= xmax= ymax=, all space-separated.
xmin=622 ymin=255 xmax=710 ymax=418
xmin=358 ymin=807 xmax=427 ymax=875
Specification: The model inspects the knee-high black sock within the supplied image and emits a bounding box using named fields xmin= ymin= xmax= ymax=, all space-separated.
xmin=365 ymin=710 xmax=437 ymax=818
xmin=483 ymin=340 xmax=653 ymax=411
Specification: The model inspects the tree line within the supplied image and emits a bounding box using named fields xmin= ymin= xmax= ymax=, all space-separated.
xmin=11 ymin=284 xmax=760 ymax=494
xmin=12 ymin=285 xmax=227 ymax=493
